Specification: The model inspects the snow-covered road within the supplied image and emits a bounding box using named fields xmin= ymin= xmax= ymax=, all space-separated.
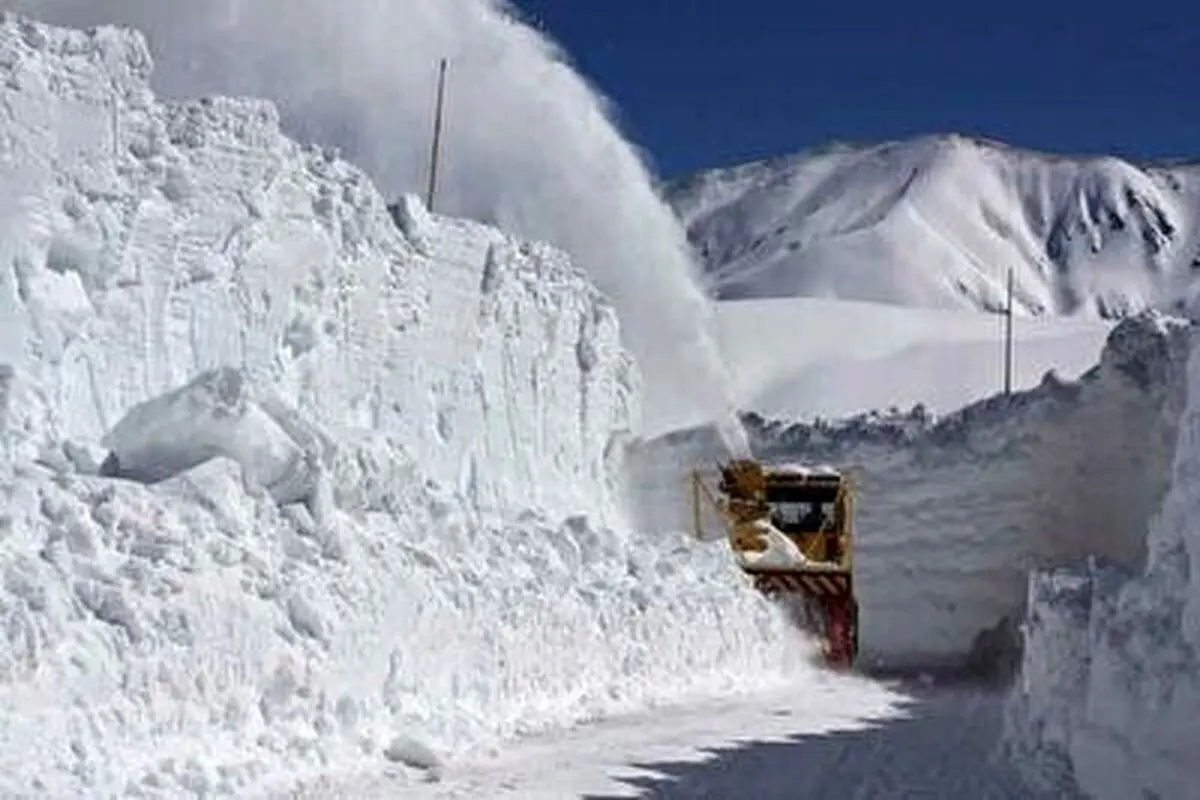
xmin=270 ymin=676 xmax=1064 ymax=799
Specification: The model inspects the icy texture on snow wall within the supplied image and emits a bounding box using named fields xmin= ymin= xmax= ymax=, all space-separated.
xmin=0 ymin=18 xmax=804 ymax=796
xmin=1006 ymin=314 xmax=1200 ymax=799
xmin=17 ymin=0 xmax=747 ymax=446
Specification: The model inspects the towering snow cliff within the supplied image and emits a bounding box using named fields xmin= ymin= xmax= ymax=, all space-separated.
xmin=0 ymin=17 xmax=805 ymax=796
xmin=1006 ymin=320 xmax=1200 ymax=799
xmin=14 ymin=0 xmax=747 ymax=449
xmin=0 ymin=14 xmax=637 ymax=521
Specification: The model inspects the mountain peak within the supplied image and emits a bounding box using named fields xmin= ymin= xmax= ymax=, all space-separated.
xmin=667 ymin=135 xmax=1200 ymax=318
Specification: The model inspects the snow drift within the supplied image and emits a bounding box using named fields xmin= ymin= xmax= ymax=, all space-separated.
xmin=15 ymin=0 xmax=747 ymax=450
xmin=0 ymin=17 xmax=804 ymax=796
xmin=1005 ymin=324 xmax=1200 ymax=797
xmin=669 ymin=135 xmax=1200 ymax=318
xmin=628 ymin=311 xmax=1192 ymax=671
xmin=704 ymin=295 xmax=1112 ymax=433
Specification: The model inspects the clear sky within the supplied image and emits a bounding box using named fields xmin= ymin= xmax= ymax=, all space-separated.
xmin=511 ymin=0 xmax=1200 ymax=179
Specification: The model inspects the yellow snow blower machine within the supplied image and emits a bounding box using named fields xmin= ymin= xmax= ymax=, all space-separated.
xmin=691 ymin=459 xmax=859 ymax=668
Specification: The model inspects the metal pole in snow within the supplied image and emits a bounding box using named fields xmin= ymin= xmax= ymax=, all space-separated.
xmin=426 ymin=58 xmax=448 ymax=213
xmin=1003 ymin=267 xmax=1014 ymax=396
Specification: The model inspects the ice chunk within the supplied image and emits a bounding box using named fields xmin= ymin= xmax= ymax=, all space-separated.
xmin=100 ymin=368 xmax=313 ymax=505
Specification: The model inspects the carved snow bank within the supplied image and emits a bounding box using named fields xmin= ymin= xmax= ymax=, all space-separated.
xmin=1006 ymin=316 xmax=1200 ymax=800
xmin=0 ymin=12 xmax=636 ymax=525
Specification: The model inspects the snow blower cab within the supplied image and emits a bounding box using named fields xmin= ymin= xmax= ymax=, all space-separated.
xmin=692 ymin=459 xmax=859 ymax=668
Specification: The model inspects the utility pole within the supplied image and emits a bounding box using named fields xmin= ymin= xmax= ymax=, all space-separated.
xmin=1003 ymin=267 xmax=1014 ymax=396
xmin=425 ymin=58 xmax=448 ymax=212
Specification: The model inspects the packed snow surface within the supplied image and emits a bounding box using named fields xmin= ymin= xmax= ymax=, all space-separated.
xmin=669 ymin=136 xmax=1200 ymax=317
xmin=16 ymin=0 xmax=748 ymax=453
xmin=0 ymin=17 xmax=803 ymax=796
xmin=278 ymin=680 xmax=1053 ymax=799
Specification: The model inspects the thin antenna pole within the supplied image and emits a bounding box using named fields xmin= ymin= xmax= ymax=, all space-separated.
xmin=1003 ymin=267 xmax=1014 ymax=396
xmin=426 ymin=58 xmax=448 ymax=212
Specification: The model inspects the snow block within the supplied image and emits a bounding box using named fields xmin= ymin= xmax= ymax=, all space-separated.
xmin=100 ymin=367 xmax=318 ymax=507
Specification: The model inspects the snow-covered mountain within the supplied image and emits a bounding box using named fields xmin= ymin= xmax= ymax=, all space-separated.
xmin=667 ymin=135 xmax=1200 ymax=317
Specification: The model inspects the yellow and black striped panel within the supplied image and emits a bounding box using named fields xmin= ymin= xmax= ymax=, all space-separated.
xmin=751 ymin=571 xmax=851 ymax=597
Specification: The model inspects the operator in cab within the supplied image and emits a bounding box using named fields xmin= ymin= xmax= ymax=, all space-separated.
xmin=799 ymin=502 xmax=826 ymax=531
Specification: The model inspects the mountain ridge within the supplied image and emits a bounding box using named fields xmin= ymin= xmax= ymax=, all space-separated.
xmin=666 ymin=134 xmax=1200 ymax=317
xmin=666 ymin=133 xmax=1200 ymax=187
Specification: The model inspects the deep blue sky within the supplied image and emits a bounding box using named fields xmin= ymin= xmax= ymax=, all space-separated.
xmin=511 ymin=0 xmax=1200 ymax=179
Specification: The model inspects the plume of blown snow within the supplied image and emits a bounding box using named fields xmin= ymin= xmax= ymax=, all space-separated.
xmin=16 ymin=0 xmax=748 ymax=451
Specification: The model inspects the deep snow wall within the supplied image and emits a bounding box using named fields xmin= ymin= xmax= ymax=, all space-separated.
xmin=0 ymin=18 xmax=807 ymax=796
xmin=0 ymin=13 xmax=632 ymax=522
xmin=15 ymin=0 xmax=747 ymax=446
xmin=628 ymin=312 xmax=1191 ymax=670
xmin=1005 ymin=329 xmax=1200 ymax=798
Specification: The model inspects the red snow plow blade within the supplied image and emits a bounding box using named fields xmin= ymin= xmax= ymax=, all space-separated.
xmin=691 ymin=459 xmax=860 ymax=669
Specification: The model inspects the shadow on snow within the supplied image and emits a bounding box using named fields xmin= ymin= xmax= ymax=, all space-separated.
xmin=581 ymin=684 xmax=1082 ymax=800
